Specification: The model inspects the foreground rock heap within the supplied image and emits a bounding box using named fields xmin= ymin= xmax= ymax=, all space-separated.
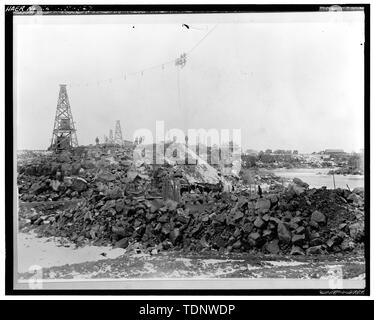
xmin=18 ymin=149 xmax=365 ymax=256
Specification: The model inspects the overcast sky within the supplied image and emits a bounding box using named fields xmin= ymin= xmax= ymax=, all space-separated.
xmin=14 ymin=12 xmax=365 ymax=153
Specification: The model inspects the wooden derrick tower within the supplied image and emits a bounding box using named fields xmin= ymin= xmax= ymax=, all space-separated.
xmin=114 ymin=120 xmax=123 ymax=145
xmin=50 ymin=84 xmax=78 ymax=151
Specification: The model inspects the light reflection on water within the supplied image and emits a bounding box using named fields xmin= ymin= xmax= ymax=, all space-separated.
xmin=271 ymin=168 xmax=364 ymax=189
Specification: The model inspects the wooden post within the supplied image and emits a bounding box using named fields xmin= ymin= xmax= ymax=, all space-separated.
xmin=332 ymin=172 xmax=336 ymax=189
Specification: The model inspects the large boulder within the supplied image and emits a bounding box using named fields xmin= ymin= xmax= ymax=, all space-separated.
xmin=347 ymin=193 xmax=364 ymax=206
xmin=115 ymin=199 xmax=125 ymax=213
xmin=58 ymin=152 xmax=71 ymax=163
xmin=309 ymin=237 xmax=323 ymax=246
xmin=61 ymin=163 xmax=73 ymax=175
xmin=277 ymin=222 xmax=291 ymax=244
xmin=50 ymin=180 xmax=61 ymax=192
xmin=287 ymin=183 xmax=305 ymax=196
xmin=165 ymin=199 xmax=178 ymax=211
xmin=29 ymin=182 xmax=45 ymax=195
xmin=105 ymin=186 xmax=123 ymax=199
xmin=102 ymin=199 xmax=116 ymax=211
xmin=267 ymin=194 xmax=278 ymax=205
xmin=50 ymin=162 xmax=61 ymax=175
xmin=97 ymin=172 xmax=116 ymax=182
xmin=169 ymin=228 xmax=181 ymax=245
xmin=293 ymin=177 xmax=309 ymax=189
xmin=114 ymin=238 xmax=129 ymax=249
xmin=71 ymin=177 xmax=88 ymax=192
xmin=254 ymin=216 xmax=265 ymax=228
xmin=249 ymin=232 xmax=261 ymax=241
xmin=292 ymin=234 xmax=305 ymax=246
xmin=71 ymin=162 xmax=82 ymax=175
xmin=347 ymin=193 xmax=359 ymax=202
xmin=24 ymin=166 xmax=37 ymax=176
xmin=255 ymin=198 xmax=271 ymax=211
xmin=340 ymin=238 xmax=356 ymax=251
xmin=242 ymin=222 xmax=253 ymax=234
xmin=233 ymin=211 xmax=244 ymax=221
xmin=349 ymin=221 xmax=364 ymax=241
xmin=306 ymin=245 xmax=323 ymax=255
xmin=352 ymin=187 xmax=364 ymax=197
xmin=311 ymin=210 xmax=326 ymax=225
xmin=82 ymin=160 xmax=96 ymax=169
xmin=265 ymin=239 xmax=280 ymax=254
xmin=290 ymin=245 xmax=305 ymax=255
xmin=149 ymin=199 xmax=164 ymax=213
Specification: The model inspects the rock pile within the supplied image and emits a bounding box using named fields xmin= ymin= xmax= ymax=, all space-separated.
xmin=17 ymin=148 xmax=365 ymax=256
xmin=19 ymin=176 xmax=365 ymax=256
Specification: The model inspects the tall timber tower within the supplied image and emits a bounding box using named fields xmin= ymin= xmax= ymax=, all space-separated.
xmin=50 ymin=84 xmax=78 ymax=151
xmin=114 ymin=120 xmax=123 ymax=145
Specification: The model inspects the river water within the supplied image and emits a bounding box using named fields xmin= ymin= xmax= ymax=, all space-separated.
xmin=271 ymin=168 xmax=364 ymax=190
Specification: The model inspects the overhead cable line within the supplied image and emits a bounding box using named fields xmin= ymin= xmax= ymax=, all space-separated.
xmin=68 ymin=24 xmax=218 ymax=88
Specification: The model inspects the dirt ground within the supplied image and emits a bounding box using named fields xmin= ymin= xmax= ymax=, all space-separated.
xmin=17 ymin=238 xmax=365 ymax=281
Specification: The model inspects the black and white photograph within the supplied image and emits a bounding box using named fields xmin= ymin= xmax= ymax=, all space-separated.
xmin=6 ymin=4 xmax=368 ymax=294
